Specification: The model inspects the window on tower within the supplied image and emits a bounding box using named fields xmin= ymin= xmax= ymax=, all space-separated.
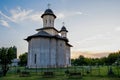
xmin=50 ymin=20 xmax=51 ymax=23
xmin=46 ymin=20 xmax=47 ymax=24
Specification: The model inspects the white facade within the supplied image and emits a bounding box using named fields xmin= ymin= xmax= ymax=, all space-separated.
xmin=25 ymin=8 xmax=72 ymax=68
xmin=43 ymin=15 xmax=55 ymax=27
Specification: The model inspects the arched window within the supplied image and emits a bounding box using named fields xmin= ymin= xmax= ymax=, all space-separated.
xmin=50 ymin=20 xmax=51 ymax=23
xmin=46 ymin=20 xmax=47 ymax=24
xmin=34 ymin=54 xmax=36 ymax=64
xmin=60 ymin=43 xmax=62 ymax=47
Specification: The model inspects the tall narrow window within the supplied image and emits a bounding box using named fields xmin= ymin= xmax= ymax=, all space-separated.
xmin=50 ymin=20 xmax=51 ymax=23
xmin=34 ymin=54 xmax=36 ymax=64
xmin=46 ymin=20 xmax=47 ymax=24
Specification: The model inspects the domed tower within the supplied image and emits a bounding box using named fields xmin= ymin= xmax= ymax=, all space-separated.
xmin=41 ymin=8 xmax=56 ymax=28
xmin=36 ymin=6 xmax=58 ymax=35
xmin=60 ymin=22 xmax=68 ymax=38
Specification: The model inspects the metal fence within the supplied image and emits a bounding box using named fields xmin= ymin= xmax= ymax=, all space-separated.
xmin=6 ymin=65 xmax=120 ymax=77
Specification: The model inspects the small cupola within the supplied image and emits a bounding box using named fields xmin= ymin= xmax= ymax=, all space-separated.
xmin=60 ymin=22 xmax=68 ymax=38
xmin=41 ymin=4 xmax=56 ymax=28
xmin=41 ymin=8 xmax=56 ymax=18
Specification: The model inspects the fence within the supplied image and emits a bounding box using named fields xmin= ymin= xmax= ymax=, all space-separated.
xmin=6 ymin=65 xmax=120 ymax=77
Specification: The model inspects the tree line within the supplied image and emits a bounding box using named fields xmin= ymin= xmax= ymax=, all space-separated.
xmin=71 ymin=51 xmax=120 ymax=66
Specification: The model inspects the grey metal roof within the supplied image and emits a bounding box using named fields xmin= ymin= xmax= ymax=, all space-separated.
xmin=60 ymin=26 xmax=68 ymax=32
xmin=44 ymin=9 xmax=54 ymax=14
xmin=41 ymin=9 xmax=56 ymax=18
xmin=36 ymin=27 xmax=59 ymax=32
xmin=32 ymin=30 xmax=52 ymax=37
xmin=25 ymin=30 xmax=68 ymax=42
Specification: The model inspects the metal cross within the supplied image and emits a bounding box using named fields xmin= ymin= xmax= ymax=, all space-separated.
xmin=48 ymin=3 xmax=51 ymax=9
xmin=62 ymin=22 xmax=65 ymax=26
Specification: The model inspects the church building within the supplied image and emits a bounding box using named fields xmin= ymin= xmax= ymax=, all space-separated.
xmin=25 ymin=7 xmax=72 ymax=68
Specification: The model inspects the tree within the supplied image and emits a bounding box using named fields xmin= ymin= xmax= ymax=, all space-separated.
xmin=107 ymin=52 xmax=120 ymax=65
xmin=0 ymin=46 xmax=17 ymax=76
xmin=73 ymin=55 xmax=87 ymax=66
xmin=71 ymin=50 xmax=120 ymax=66
xmin=12 ymin=46 xmax=17 ymax=58
xmin=19 ymin=52 xmax=27 ymax=66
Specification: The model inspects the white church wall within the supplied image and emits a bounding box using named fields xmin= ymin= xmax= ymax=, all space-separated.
xmin=43 ymin=15 xmax=55 ymax=27
xmin=50 ymin=38 xmax=57 ymax=67
xmin=57 ymin=40 xmax=66 ymax=67
xmin=39 ymin=38 xmax=50 ymax=68
xmin=66 ymin=45 xmax=71 ymax=66
xmin=28 ymin=38 xmax=50 ymax=68
xmin=44 ymin=29 xmax=58 ymax=35
xmin=28 ymin=37 xmax=71 ymax=68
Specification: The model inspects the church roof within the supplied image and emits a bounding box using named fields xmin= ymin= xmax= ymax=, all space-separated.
xmin=44 ymin=9 xmax=54 ymax=14
xmin=32 ymin=30 xmax=52 ymax=37
xmin=36 ymin=27 xmax=59 ymax=32
xmin=66 ymin=43 xmax=73 ymax=47
xmin=60 ymin=26 xmax=68 ymax=32
xmin=41 ymin=9 xmax=56 ymax=18
xmin=25 ymin=30 xmax=69 ymax=42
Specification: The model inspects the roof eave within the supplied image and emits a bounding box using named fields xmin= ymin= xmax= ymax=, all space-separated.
xmin=41 ymin=14 xmax=56 ymax=18
xmin=36 ymin=27 xmax=59 ymax=32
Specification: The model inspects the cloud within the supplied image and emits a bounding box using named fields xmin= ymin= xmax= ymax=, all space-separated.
xmin=0 ymin=19 xmax=10 ymax=28
xmin=57 ymin=11 xmax=84 ymax=19
xmin=72 ymin=29 xmax=120 ymax=52
xmin=0 ymin=11 xmax=15 ymax=22
xmin=10 ymin=7 xmax=33 ymax=22
xmin=78 ymin=34 xmax=107 ymax=45
xmin=0 ymin=7 xmax=84 ymax=28
xmin=28 ymin=12 xmax=41 ymax=22
xmin=10 ymin=7 xmax=41 ymax=23
xmin=115 ymin=27 xmax=120 ymax=31
xmin=0 ymin=6 xmax=42 ymax=28
xmin=68 ymin=11 xmax=83 ymax=17
xmin=74 ymin=11 xmax=83 ymax=15
xmin=71 ymin=51 xmax=110 ymax=58
xmin=57 ymin=13 xmax=65 ymax=19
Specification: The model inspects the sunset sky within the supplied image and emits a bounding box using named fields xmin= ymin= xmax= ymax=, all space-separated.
xmin=0 ymin=0 xmax=120 ymax=57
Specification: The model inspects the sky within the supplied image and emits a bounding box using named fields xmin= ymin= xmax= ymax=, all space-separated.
xmin=0 ymin=0 xmax=120 ymax=57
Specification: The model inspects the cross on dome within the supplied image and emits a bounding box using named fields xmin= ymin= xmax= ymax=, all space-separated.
xmin=62 ymin=22 xmax=65 ymax=26
xmin=47 ymin=3 xmax=51 ymax=9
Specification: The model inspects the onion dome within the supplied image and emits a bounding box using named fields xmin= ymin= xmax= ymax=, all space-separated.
xmin=60 ymin=26 xmax=68 ymax=32
xmin=41 ymin=9 xmax=56 ymax=18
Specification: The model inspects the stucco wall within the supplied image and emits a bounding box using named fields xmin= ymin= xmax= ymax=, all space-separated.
xmin=27 ymin=37 xmax=70 ymax=68
xmin=43 ymin=15 xmax=55 ymax=27
xmin=44 ymin=29 xmax=58 ymax=35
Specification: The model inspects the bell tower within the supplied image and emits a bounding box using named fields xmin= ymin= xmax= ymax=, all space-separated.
xmin=41 ymin=4 xmax=56 ymax=28
xmin=60 ymin=22 xmax=68 ymax=38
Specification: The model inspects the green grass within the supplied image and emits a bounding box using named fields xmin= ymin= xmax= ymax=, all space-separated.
xmin=0 ymin=66 xmax=120 ymax=80
xmin=1 ymin=74 xmax=120 ymax=80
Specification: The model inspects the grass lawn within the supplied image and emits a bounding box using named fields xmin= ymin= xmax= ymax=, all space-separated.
xmin=0 ymin=74 xmax=120 ymax=80
xmin=0 ymin=66 xmax=120 ymax=80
